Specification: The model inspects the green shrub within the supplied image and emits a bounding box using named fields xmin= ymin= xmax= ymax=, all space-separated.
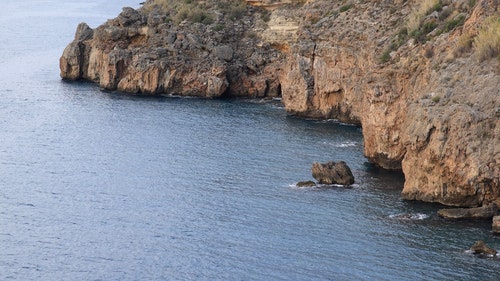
xmin=410 ymin=21 xmax=438 ymax=43
xmin=191 ymin=9 xmax=213 ymax=24
xmin=380 ymin=50 xmax=391 ymax=63
xmin=213 ymin=23 xmax=225 ymax=31
xmin=444 ymin=14 xmax=466 ymax=32
xmin=431 ymin=95 xmax=441 ymax=103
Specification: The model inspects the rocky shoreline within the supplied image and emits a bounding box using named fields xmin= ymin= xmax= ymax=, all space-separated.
xmin=60 ymin=0 xmax=499 ymax=209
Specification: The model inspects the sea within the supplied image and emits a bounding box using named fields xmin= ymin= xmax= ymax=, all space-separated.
xmin=1 ymin=1 xmax=500 ymax=280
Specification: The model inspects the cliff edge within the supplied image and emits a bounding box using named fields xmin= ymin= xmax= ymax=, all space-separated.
xmin=60 ymin=0 xmax=499 ymax=207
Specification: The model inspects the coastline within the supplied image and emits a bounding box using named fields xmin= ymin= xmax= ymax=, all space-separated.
xmin=60 ymin=0 xmax=499 ymax=209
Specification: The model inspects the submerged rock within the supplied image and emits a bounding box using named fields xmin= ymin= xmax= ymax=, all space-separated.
xmin=437 ymin=203 xmax=498 ymax=220
xmin=296 ymin=180 xmax=316 ymax=187
xmin=470 ymin=240 xmax=497 ymax=256
xmin=311 ymin=161 xmax=354 ymax=186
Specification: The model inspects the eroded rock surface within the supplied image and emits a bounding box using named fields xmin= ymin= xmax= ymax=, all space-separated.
xmin=437 ymin=203 xmax=498 ymax=220
xmin=312 ymin=161 xmax=355 ymax=186
xmin=60 ymin=1 xmax=282 ymax=98
xmin=60 ymin=0 xmax=499 ymax=207
xmin=470 ymin=240 xmax=497 ymax=256
xmin=276 ymin=0 xmax=499 ymax=207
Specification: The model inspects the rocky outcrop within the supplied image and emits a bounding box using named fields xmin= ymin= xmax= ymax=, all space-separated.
xmin=437 ymin=203 xmax=498 ymax=220
xmin=60 ymin=0 xmax=499 ymax=207
xmin=312 ymin=161 xmax=355 ymax=186
xmin=493 ymin=216 xmax=500 ymax=234
xmin=276 ymin=0 xmax=499 ymax=207
xmin=470 ymin=240 xmax=497 ymax=256
xmin=60 ymin=1 xmax=282 ymax=98
xmin=296 ymin=180 xmax=316 ymax=187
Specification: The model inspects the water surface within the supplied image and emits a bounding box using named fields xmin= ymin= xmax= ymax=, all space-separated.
xmin=1 ymin=1 xmax=500 ymax=280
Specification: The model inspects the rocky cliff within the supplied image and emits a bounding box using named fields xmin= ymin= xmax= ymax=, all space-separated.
xmin=60 ymin=0 xmax=499 ymax=207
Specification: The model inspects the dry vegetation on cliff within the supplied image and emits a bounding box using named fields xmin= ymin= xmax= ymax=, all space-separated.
xmin=474 ymin=15 xmax=500 ymax=61
xmin=143 ymin=0 xmax=249 ymax=25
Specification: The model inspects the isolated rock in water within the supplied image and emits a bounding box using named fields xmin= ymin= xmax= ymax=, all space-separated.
xmin=296 ymin=180 xmax=316 ymax=187
xmin=312 ymin=161 xmax=354 ymax=186
xmin=493 ymin=216 xmax=500 ymax=234
xmin=470 ymin=240 xmax=497 ymax=256
xmin=437 ymin=203 xmax=498 ymax=220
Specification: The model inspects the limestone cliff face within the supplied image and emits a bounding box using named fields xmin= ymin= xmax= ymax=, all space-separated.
xmin=277 ymin=0 xmax=499 ymax=207
xmin=60 ymin=4 xmax=282 ymax=97
xmin=60 ymin=0 xmax=499 ymax=207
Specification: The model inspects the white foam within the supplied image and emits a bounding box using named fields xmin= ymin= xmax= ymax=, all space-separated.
xmin=388 ymin=213 xmax=429 ymax=220
xmin=323 ymin=141 xmax=359 ymax=148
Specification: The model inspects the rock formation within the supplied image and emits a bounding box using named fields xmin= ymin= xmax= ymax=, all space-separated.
xmin=312 ymin=161 xmax=355 ymax=186
xmin=60 ymin=0 xmax=499 ymax=207
xmin=437 ymin=203 xmax=498 ymax=220
xmin=493 ymin=216 xmax=500 ymax=234
xmin=470 ymin=240 xmax=497 ymax=256
xmin=276 ymin=0 xmax=499 ymax=207
xmin=60 ymin=1 xmax=282 ymax=98
xmin=296 ymin=180 xmax=316 ymax=187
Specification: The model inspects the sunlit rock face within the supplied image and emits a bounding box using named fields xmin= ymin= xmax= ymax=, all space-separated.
xmin=61 ymin=0 xmax=499 ymax=207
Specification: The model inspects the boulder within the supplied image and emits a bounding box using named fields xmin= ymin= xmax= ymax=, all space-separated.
xmin=437 ymin=203 xmax=498 ymax=220
xmin=117 ymin=7 xmax=143 ymax=27
xmin=470 ymin=240 xmax=497 ymax=256
xmin=312 ymin=161 xmax=354 ymax=186
xmin=493 ymin=216 xmax=500 ymax=234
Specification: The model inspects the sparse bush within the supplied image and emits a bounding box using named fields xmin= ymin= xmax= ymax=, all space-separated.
xmin=431 ymin=95 xmax=441 ymax=103
xmin=474 ymin=15 xmax=500 ymax=61
xmin=340 ymin=3 xmax=354 ymax=13
xmin=173 ymin=2 xmax=214 ymax=25
xmin=407 ymin=0 xmax=440 ymax=32
xmin=444 ymin=14 xmax=466 ymax=32
xmin=410 ymin=21 xmax=438 ymax=43
xmin=438 ymin=7 xmax=452 ymax=20
xmin=310 ymin=16 xmax=321 ymax=24
xmin=218 ymin=0 xmax=247 ymax=20
xmin=424 ymin=46 xmax=434 ymax=58
xmin=380 ymin=50 xmax=391 ymax=63
xmin=213 ymin=23 xmax=224 ymax=31
xmin=229 ymin=1 xmax=247 ymax=20
xmin=191 ymin=9 xmax=213 ymax=24
xmin=454 ymin=33 xmax=474 ymax=56
xmin=399 ymin=27 xmax=408 ymax=36
xmin=260 ymin=9 xmax=271 ymax=22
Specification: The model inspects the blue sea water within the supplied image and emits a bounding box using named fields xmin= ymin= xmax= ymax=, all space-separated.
xmin=1 ymin=1 xmax=500 ymax=280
